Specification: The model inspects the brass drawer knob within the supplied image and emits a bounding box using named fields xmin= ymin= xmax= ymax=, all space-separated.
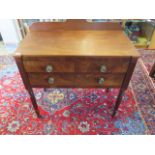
xmin=98 ymin=78 xmax=105 ymax=85
xmin=100 ymin=65 xmax=107 ymax=73
xmin=46 ymin=65 xmax=53 ymax=72
xmin=48 ymin=77 xmax=54 ymax=84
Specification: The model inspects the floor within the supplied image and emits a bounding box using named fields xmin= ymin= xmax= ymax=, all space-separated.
xmin=0 ymin=42 xmax=8 ymax=55
xmin=0 ymin=41 xmax=17 ymax=55
xmin=0 ymin=44 xmax=155 ymax=134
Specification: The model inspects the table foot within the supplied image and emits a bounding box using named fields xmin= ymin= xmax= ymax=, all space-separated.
xmin=28 ymin=90 xmax=41 ymax=118
xmin=112 ymin=89 xmax=125 ymax=117
xmin=44 ymin=88 xmax=48 ymax=92
xmin=106 ymin=88 xmax=110 ymax=93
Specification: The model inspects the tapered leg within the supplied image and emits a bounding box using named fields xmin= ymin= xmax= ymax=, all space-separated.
xmin=112 ymin=89 xmax=125 ymax=117
xmin=28 ymin=88 xmax=41 ymax=118
xmin=15 ymin=54 xmax=41 ymax=118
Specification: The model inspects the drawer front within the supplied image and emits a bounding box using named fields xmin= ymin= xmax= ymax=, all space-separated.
xmin=28 ymin=73 xmax=125 ymax=88
xmin=23 ymin=57 xmax=129 ymax=73
xmin=28 ymin=74 xmax=75 ymax=87
xmin=76 ymin=57 xmax=130 ymax=73
xmin=75 ymin=74 xmax=124 ymax=87
xmin=23 ymin=59 xmax=75 ymax=73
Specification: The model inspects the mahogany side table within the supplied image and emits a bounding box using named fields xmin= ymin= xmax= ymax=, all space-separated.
xmin=14 ymin=20 xmax=139 ymax=118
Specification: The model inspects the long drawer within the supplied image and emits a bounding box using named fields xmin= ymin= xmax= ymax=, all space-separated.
xmin=23 ymin=57 xmax=130 ymax=73
xmin=28 ymin=73 xmax=125 ymax=88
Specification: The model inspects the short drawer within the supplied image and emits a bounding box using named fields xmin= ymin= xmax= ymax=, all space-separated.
xmin=76 ymin=57 xmax=130 ymax=73
xmin=23 ymin=59 xmax=75 ymax=73
xmin=28 ymin=73 xmax=125 ymax=88
xmin=28 ymin=74 xmax=76 ymax=87
xmin=75 ymin=74 xmax=124 ymax=88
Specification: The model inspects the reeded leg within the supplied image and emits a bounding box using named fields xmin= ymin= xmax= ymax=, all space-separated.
xmin=28 ymin=88 xmax=41 ymax=118
xmin=112 ymin=89 xmax=125 ymax=117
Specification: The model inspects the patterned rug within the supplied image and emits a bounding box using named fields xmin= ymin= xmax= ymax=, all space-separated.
xmin=131 ymin=50 xmax=155 ymax=134
xmin=0 ymin=51 xmax=155 ymax=135
xmin=139 ymin=50 xmax=155 ymax=85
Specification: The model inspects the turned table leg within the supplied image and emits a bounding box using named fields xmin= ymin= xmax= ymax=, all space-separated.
xmin=112 ymin=89 xmax=125 ymax=117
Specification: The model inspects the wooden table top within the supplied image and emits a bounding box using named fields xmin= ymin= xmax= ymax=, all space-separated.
xmin=15 ymin=21 xmax=139 ymax=57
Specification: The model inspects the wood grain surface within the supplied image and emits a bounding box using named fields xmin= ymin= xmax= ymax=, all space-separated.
xmin=28 ymin=73 xmax=125 ymax=88
xmin=23 ymin=57 xmax=130 ymax=73
xmin=15 ymin=20 xmax=139 ymax=57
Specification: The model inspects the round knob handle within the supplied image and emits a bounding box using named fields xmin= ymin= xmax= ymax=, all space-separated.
xmin=100 ymin=65 xmax=107 ymax=73
xmin=98 ymin=78 xmax=105 ymax=85
xmin=46 ymin=65 xmax=53 ymax=72
xmin=48 ymin=77 xmax=54 ymax=84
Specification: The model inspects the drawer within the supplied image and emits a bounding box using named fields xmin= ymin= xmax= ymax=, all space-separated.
xmin=28 ymin=73 xmax=125 ymax=88
xmin=24 ymin=57 xmax=130 ymax=74
xmin=76 ymin=57 xmax=130 ymax=73
xmin=28 ymin=74 xmax=75 ymax=87
xmin=75 ymin=74 xmax=124 ymax=87
xmin=23 ymin=58 xmax=75 ymax=73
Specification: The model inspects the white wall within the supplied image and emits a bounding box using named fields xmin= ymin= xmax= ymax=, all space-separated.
xmin=0 ymin=19 xmax=22 ymax=45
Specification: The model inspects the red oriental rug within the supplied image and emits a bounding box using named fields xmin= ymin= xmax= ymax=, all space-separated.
xmin=0 ymin=50 xmax=155 ymax=135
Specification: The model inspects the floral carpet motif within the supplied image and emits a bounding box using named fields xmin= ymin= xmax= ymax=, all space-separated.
xmin=130 ymin=53 xmax=155 ymax=134
xmin=0 ymin=51 xmax=154 ymax=135
xmin=139 ymin=50 xmax=155 ymax=85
